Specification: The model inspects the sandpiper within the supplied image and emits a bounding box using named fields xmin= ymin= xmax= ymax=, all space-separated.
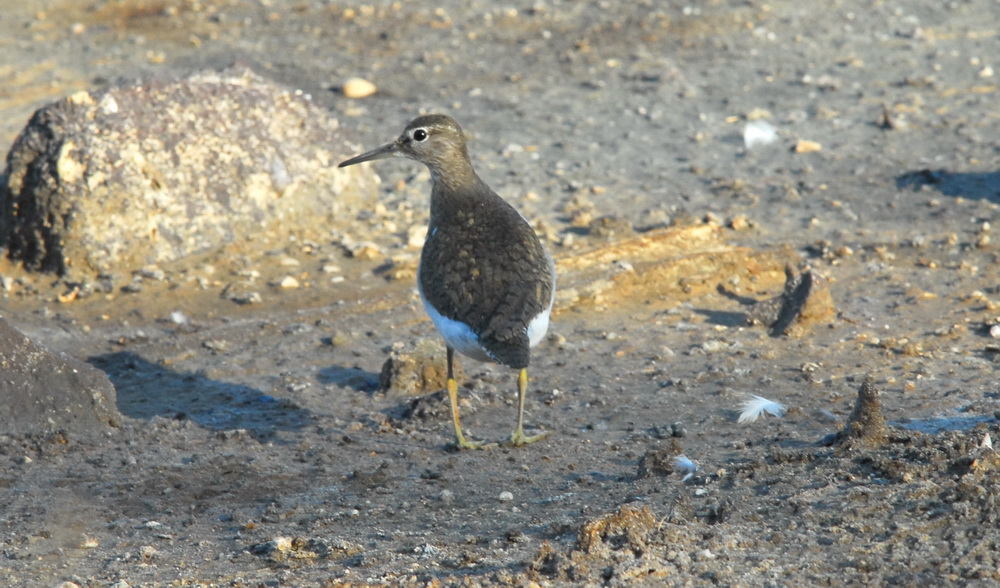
xmin=339 ymin=114 xmax=556 ymax=449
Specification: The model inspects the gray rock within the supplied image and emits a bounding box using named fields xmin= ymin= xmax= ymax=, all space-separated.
xmin=0 ymin=68 xmax=377 ymax=278
xmin=0 ymin=316 xmax=121 ymax=434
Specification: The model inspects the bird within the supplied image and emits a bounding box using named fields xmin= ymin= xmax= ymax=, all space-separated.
xmin=339 ymin=114 xmax=556 ymax=449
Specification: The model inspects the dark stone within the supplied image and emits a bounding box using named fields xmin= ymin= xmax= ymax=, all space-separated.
xmin=636 ymin=439 xmax=683 ymax=478
xmin=0 ymin=316 xmax=121 ymax=435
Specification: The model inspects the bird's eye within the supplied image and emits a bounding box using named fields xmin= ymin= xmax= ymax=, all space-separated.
xmin=412 ymin=128 xmax=428 ymax=142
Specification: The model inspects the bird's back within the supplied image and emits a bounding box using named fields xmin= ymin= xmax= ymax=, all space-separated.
xmin=419 ymin=187 xmax=554 ymax=369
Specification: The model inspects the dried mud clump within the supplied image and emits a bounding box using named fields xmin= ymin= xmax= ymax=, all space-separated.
xmin=829 ymin=374 xmax=889 ymax=447
xmin=377 ymin=340 xmax=459 ymax=398
xmin=250 ymin=536 xmax=363 ymax=564
xmin=0 ymin=316 xmax=121 ymax=434
xmin=949 ymin=432 xmax=1000 ymax=479
xmin=721 ymin=265 xmax=835 ymax=336
xmin=637 ymin=439 xmax=684 ymax=478
xmin=531 ymin=504 xmax=663 ymax=582
xmin=555 ymin=223 xmax=792 ymax=310
xmin=576 ymin=504 xmax=657 ymax=554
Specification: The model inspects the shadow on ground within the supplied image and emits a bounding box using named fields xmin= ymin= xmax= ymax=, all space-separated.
xmin=693 ymin=308 xmax=750 ymax=328
xmin=90 ymin=351 xmax=314 ymax=436
xmin=317 ymin=363 xmax=380 ymax=393
xmin=897 ymin=169 xmax=1000 ymax=202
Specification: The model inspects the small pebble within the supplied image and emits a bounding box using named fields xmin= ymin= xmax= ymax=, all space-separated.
xmin=343 ymin=77 xmax=377 ymax=98
xmin=277 ymin=276 xmax=300 ymax=289
xmin=498 ymin=491 xmax=514 ymax=502
xmin=701 ymin=340 xmax=726 ymax=353
xmin=611 ymin=260 xmax=634 ymax=273
xmin=138 ymin=265 xmax=166 ymax=281
xmin=990 ymin=324 xmax=1000 ymax=339
xmin=241 ymin=292 xmax=262 ymax=304
xmin=407 ymin=225 xmax=428 ymax=248
xmin=348 ymin=242 xmax=382 ymax=260
xmin=270 ymin=536 xmax=293 ymax=553
xmin=439 ymin=489 xmax=455 ymax=504
xmin=728 ymin=214 xmax=751 ymax=230
xmin=203 ymin=340 xmax=229 ymax=352
xmin=794 ymin=139 xmax=822 ymax=153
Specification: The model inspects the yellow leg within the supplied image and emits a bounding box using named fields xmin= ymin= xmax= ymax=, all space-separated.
xmin=509 ymin=367 xmax=550 ymax=446
xmin=446 ymin=347 xmax=488 ymax=450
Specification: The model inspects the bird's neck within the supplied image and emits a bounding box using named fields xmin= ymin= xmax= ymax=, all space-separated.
xmin=427 ymin=163 xmax=496 ymax=225
xmin=428 ymin=157 xmax=482 ymax=193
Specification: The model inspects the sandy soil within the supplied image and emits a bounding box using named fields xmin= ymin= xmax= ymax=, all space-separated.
xmin=2 ymin=0 xmax=1000 ymax=585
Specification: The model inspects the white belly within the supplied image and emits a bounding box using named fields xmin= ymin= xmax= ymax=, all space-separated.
xmin=421 ymin=295 xmax=495 ymax=362
xmin=417 ymin=250 xmax=555 ymax=363
xmin=418 ymin=289 xmax=553 ymax=363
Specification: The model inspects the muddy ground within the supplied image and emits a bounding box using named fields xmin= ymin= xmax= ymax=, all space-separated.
xmin=2 ymin=0 xmax=1000 ymax=585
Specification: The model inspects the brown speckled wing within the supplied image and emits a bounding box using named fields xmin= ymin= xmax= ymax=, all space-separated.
xmin=419 ymin=191 xmax=554 ymax=369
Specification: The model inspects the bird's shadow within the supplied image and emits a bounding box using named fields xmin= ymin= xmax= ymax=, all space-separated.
xmin=896 ymin=169 xmax=1000 ymax=202
xmin=89 ymin=351 xmax=314 ymax=438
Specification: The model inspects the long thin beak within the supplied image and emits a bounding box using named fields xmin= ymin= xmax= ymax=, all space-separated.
xmin=338 ymin=141 xmax=400 ymax=167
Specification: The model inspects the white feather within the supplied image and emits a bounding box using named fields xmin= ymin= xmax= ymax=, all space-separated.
xmin=744 ymin=120 xmax=778 ymax=149
xmin=738 ymin=395 xmax=787 ymax=423
xmin=674 ymin=455 xmax=698 ymax=482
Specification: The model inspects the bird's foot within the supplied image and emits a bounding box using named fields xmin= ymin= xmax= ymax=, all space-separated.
xmin=508 ymin=428 xmax=551 ymax=447
xmin=452 ymin=434 xmax=496 ymax=450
